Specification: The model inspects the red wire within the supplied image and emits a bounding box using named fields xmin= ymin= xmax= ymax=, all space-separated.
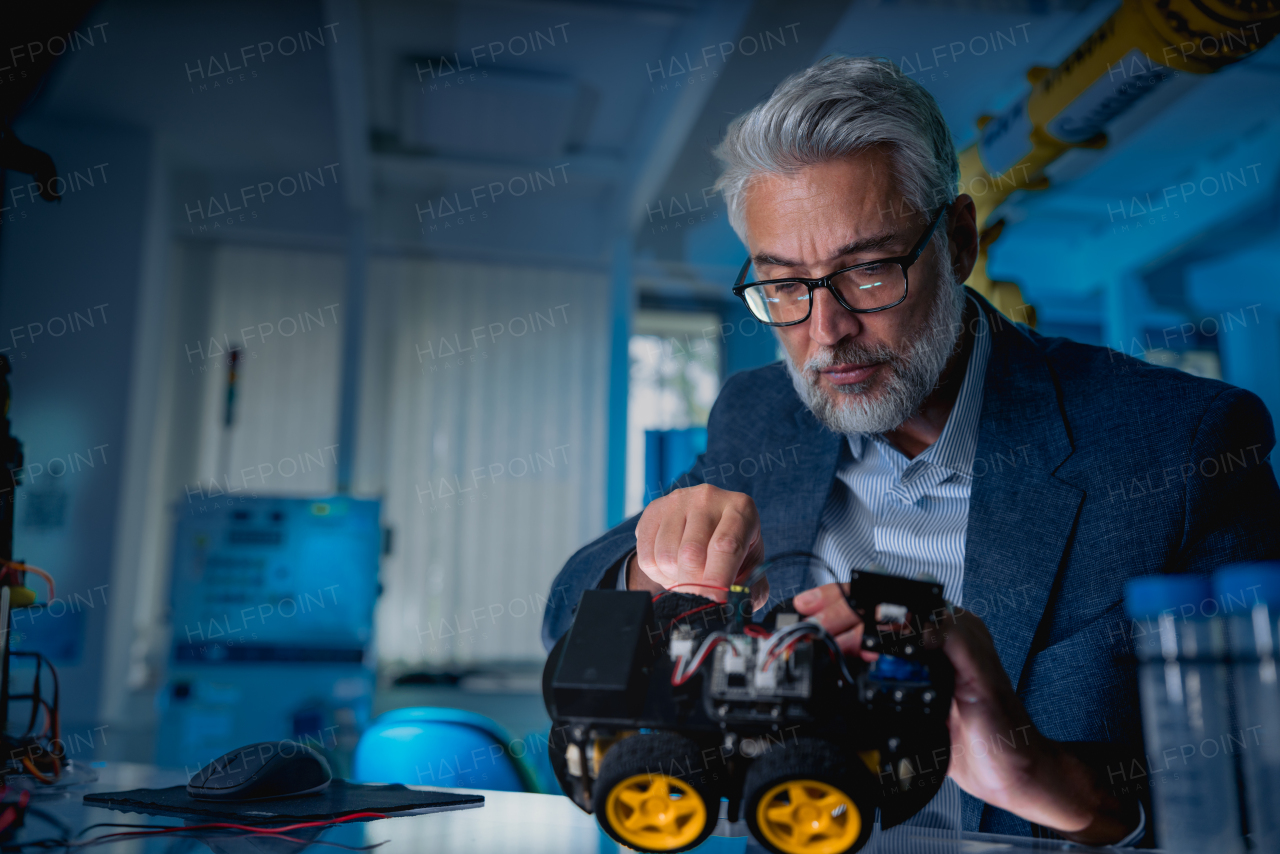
xmin=765 ymin=631 xmax=818 ymax=669
xmin=743 ymin=624 xmax=770 ymax=638
xmin=667 ymin=602 xmax=718 ymax=633
xmin=0 ymin=791 xmax=34 ymax=835
xmin=671 ymin=636 xmax=727 ymax=686
xmin=79 ymin=811 xmax=388 ymax=843
xmin=653 ymin=583 xmax=731 ymax=601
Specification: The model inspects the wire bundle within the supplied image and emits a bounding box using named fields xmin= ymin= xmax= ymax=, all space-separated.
xmin=1 ymin=559 xmax=65 ymax=783
xmin=0 ymin=562 xmax=55 ymax=601
xmin=670 ymin=631 xmax=739 ymax=686
xmin=755 ymin=620 xmax=855 ymax=685
xmin=9 ymin=809 xmax=391 ymax=851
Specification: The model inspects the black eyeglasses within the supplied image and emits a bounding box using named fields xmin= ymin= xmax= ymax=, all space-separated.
xmin=732 ymin=204 xmax=948 ymax=327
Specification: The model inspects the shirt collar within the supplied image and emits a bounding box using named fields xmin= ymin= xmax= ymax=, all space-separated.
xmin=846 ymin=294 xmax=991 ymax=479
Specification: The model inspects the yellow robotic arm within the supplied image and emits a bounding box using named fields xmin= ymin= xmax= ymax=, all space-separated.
xmin=959 ymin=0 xmax=1280 ymax=323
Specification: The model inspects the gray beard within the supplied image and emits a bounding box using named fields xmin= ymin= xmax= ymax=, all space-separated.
xmin=784 ymin=271 xmax=967 ymax=436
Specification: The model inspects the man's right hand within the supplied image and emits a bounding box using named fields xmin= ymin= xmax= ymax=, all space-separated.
xmin=628 ymin=484 xmax=769 ymax=610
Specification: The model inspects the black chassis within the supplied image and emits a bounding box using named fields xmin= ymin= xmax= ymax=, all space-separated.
xmin=542 ymin=570 xmax=956 ymax=829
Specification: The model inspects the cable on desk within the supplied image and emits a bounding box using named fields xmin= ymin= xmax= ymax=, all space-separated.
xmin=6 ymin=651 xmax=63 ymax=782
xmin=9 ymin=811 xmax=393 ymax=851
xmin=652 ymin=583 xmax=730 ymax=601
xmin=72 ymin=812 xmax=389 ymax=839
xmin=15 ymin=832 xmax=389 ymax=851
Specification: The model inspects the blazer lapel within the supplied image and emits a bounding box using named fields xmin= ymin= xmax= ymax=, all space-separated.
xmin=965 ymin=296 xmax=1084 ymax=689
xmin=757 ymin=403 xmax=844 ymax=608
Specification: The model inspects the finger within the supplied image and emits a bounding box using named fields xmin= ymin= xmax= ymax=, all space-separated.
xmin=733 ymin=529 xmax=765 ymax=581
xmin=812 ymin=599 xmax=860 ymax=636
xmin=702 ymin=506 xmax=757 ymax=592
xmin=832 ymin=624 xmax=865 ymax=656
xmin=735 ymin=531 xmax=767 ymax=609
xmin=749 ymin=576 xmax=770 ymax=612
xmin=624 ymin=552 xmax=665 ymax=594
xmin=794 ymin=584 xmax=860 ymax=621
xmin=633 ymin=500 xmax=663 ymax=579
xmin=792 ymin=582 xmax=838 ymax=615
xmin=651 ymin=510 xmax=688 ymax=588
xmin=676 ymin=511 xmax=717 ymax=593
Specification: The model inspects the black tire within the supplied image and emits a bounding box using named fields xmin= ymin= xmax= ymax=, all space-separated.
xmin=541 ymin=635 xmax=576 ymax=800
xmin=743 ymin=737 xmax=875 ymax=854
xmin=592 ymin=731 xmax=719 ymax=853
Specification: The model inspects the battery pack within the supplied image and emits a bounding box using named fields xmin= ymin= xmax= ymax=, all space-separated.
xmin=552 ymin=590 xmax=655 ymax=718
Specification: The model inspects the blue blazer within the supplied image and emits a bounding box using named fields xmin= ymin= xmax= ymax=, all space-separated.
xmin=542 ymin=289 xmax=1280 ymax=837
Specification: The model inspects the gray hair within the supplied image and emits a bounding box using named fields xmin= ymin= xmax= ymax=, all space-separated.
xmin=713 ymin=56 xmax=959 ymax=243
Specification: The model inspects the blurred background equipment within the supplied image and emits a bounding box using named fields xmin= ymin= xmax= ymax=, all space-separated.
xmin=1214 ymin=564 xmax=1280 ymax=854
xmin=1126 ymin=574 xmax=1243 ymax=853
xmin=155 ymin=497 xmax=381 ymax=778
xmin=0 ymin=356 xmax=79 ymax=787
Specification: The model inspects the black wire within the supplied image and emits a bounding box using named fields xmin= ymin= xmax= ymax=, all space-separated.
xmin=24 ymin=656 xmax=39 ymax=737
xmin=746 ymin=550 xmax=831 ymax=588
xmin=9 ymin=652 xmax=44 ymax=739
xmin=13 ymin=653 xmax=59 ymax=728
xmin=7 ymin=832 xmax=390 ymax=852
xmin=5 ymin=699 xmax=53 ymax=739
xmin=85 ymin=834 xmax=387 ymax=851
xmin=71 ymin=824 xmax=153 ymax=838
xmin=45 ymin=655 xmax=57 ymax=735
xmin=72 ymin=819 xmax=388 ymax=838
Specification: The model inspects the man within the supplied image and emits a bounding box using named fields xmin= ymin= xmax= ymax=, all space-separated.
xmin=542 ymin=57 xmax=1280 ymax=844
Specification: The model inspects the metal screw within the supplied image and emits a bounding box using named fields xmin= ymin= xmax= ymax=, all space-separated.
xmin=922 ymin=691 xmax=934 ymax=703
xmin=903 ymin=644 xmax=915 ymax=655
xmin=892 ymin=689 xmax=904 ymax=702
xmin=717 ymin=704 xmax=729 ymax=717
xmin=770 ymin=706 xmax=781 ymax=718
xmin=887 ymin=737 xmax=900 ymax=751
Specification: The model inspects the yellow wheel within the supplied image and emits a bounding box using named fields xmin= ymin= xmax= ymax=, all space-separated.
xmin=743 ymin=737 xmax=875 ymax=854
xmin=603 ymin=773 xmax=708 ymax=851
xmin=753 ymin=779 xmax=860 ymax=854
xmin=592 ymin=732 xmax=719 ymax=852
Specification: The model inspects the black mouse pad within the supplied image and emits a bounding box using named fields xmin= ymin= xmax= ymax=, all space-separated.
xmin=83 ymin=779 xmax=484 ymax=823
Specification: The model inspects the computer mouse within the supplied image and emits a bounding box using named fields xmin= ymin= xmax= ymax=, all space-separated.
xmin=187 ymin=740 xmax=332 ymax=801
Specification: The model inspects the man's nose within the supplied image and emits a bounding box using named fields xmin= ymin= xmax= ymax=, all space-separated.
xmin=809 ymin=285 xmax=862 ymax=346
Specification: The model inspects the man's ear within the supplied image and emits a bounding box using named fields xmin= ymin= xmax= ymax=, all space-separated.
xmin=948 ymin=195 xmax=980 ymax=283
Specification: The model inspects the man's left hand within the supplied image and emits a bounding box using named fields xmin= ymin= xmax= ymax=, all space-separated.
xmin=792 ymin=583 xmax=1140 ymax=845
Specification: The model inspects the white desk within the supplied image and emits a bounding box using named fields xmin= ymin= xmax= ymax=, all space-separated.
xmin=17 ymin=763 xmax=1141 ymax=854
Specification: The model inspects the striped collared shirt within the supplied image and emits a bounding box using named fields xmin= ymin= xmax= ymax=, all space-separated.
xmin=811 ymin=295 xmax=991 ymax=607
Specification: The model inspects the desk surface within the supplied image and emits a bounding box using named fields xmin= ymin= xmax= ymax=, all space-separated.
xmin=18 ymin=763 xmax=1139 ymax=854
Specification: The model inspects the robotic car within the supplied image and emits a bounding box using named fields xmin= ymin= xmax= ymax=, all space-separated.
xmin=542 ymin=562 xmax=955 ymax=854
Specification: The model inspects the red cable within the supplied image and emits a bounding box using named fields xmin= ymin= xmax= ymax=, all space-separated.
xmin=666 ymin=602 xmax=718 ymax=633
xmin=653 ymin=583 xmax=731 ymax=601
xmin=671 ymin=636 xmax=726 ymax=686
xmin=765 ymin=631 xmax=818 ymax=669
xmin=79 ymin=811 xmax=388 ymax=843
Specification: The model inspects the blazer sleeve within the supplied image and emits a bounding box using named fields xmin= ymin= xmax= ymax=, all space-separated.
xmin=540 ymin=455 xmax=710 ymax=651
xmin=1174 ymin=386 xmax=1280 ymax=572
